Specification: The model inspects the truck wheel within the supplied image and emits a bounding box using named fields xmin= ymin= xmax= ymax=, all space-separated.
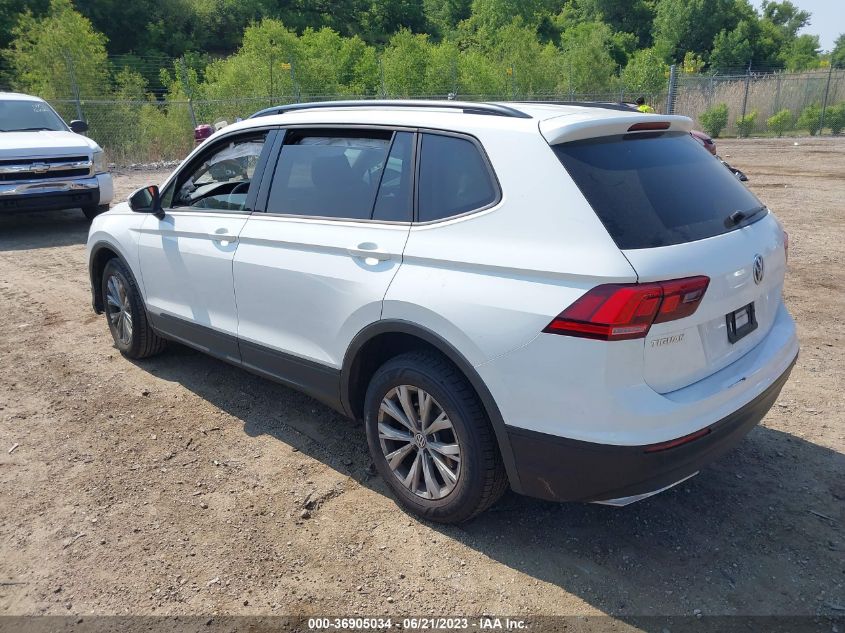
xmin=83 ymin=204 xmax=109 ymax=220
xmin=363 ymin=350 xmax=507 ymax=523
xmin=101 ymin=258 xmax=166 ymax=359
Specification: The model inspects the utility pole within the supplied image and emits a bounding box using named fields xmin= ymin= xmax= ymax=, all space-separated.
xmin=180 ymin=57 xmax=197 ymax=128
xmin=289 ymin=58 xmax=300 ymax=102
xmin=740 ymin=60 xmax=752 ymax=120
xmin=62 ymin=50 xmax=84 ymax=122
xmin=269 ymin=45 xmax=275 ymax=106
xmin=820 ymin=62 xmax=834 ymax=132
xmin=665 ymin=64 xmax=677 ymax=114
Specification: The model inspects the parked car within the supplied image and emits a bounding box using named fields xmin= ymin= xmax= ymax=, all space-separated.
xmin=0 ymin=92 xmax=113 ymax=219
xmin=87 ymin=100 xmax=797 ymax=523
xmin=690 ymin=128 xmax=748 ymax=181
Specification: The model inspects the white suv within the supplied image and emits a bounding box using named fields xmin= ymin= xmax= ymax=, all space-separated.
xmin=86 ymin=100 xmax=798 ymax=523
xmin=1 ymin=92 xmax=113 ymax=218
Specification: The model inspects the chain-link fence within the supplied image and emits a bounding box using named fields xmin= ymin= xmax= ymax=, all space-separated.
xmin=12 ymin=63 xmax=844 ymax=165
xmin=672 ymin=67 xmax=845 ymax=136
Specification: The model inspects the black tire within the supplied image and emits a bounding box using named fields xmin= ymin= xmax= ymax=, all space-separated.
xmin=101 ymin=258 xmax=166 ymax=359
xmin=364 ymin=350 xmax=507 ymax=523
xmin=82 ymin=204 xmax=109 ymax=221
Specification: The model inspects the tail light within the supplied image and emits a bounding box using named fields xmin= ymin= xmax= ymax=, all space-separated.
xmin=783 ymin=230 xmax=789 ymax=263
xmin=628 ymin=121 xmax=671 ymax=132
xmin=543 ymin=276 xmax=710 ymax=341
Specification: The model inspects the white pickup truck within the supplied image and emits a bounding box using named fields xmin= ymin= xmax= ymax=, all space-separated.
xmin=1 ymin=92 xmax=113 ymax=219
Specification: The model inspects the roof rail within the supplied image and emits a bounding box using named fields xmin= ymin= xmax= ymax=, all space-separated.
xmin=514 ymin=100 xmax=639 ymax=113
xmin=248 ymin=99 xmax=532 ymax=120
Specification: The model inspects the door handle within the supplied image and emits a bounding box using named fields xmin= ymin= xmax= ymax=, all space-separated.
xmin=210 ymin=228 xmax=238 ymax=245
xmin=347 ymin=243 xmax=391 ymax=261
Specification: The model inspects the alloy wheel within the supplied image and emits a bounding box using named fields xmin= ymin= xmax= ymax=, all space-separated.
xmin=106 ymin=274 xmax=133 ymax=346
xmin=377 ymin=385 xmax=461 ymax=499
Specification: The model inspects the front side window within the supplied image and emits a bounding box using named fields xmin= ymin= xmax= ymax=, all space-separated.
xmin=167 ymin=132 xmax=267 ymax=212
xmin=417 ymin=133 xmax=498 ymax=222
xmin=267 ymin=128 xmax=404 ymax=221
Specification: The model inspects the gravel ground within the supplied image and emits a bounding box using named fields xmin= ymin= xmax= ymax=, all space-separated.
xmin=0 ymin=138 xmax=843 ymax=620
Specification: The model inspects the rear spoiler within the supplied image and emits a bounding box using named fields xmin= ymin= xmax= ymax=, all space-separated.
xmin=540 ymin=114 xmax=693 ymax=145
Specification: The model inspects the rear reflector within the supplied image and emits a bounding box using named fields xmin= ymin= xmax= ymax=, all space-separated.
xmin=644 ymin=427 xmax=711 ymax=453
xmin=543 ymin=276 xmax=710 ymax=341
xmin=628 ymin=121 xmax=671 ymax=132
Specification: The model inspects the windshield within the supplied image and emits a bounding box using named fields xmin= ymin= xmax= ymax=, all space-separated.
xmin=0 ymin=99 xmax=67 ymax=132
xmin=553 ymin=131 xmax=765 ymax=250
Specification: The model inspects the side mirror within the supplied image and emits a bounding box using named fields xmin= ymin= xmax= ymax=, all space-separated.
xmin=69 ymin=119 xmax=89 ymax=134
xmin=128 ymin=185 xmax=164 ymax=219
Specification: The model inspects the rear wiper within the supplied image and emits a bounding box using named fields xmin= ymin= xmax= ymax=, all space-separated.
xmin=726 ymin=206 xmax=766 ymax=227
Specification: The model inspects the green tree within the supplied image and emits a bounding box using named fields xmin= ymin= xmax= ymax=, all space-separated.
xmin=362 ymin=0 xmax=427 ymax=43
xmin=424 ymin=0 xmax=472 ymax=37
xmin=5 ymin=0 xmax=110 ymax=100
xmin=573 ymin=0 xmax=654 ymax=48
xmin=492 ymin=18 xmax=566 ymax=96
xmin=380 ymin=28 xmax=432 ymax=96
xmin=783 ymin=34 xmax=821 ymax=70
xmin=0 ymin=0 xmax=48 ymax=51
xmin=462 ymin=0 xmax=551 ymax=33
xmin=761 ymin=1 xmax=810 ymax=38
xmin=622 ymin=47 xmax=668 ymax=95
xmin=559 ymin=20 xmax=623 ymax=94
xmin=652 ymin=0 xmax=750 ymax=63
xmin=709 ymin=20 xmax=756 ymax=71
xmin=832 ymin=34 xmax=845 ymax=69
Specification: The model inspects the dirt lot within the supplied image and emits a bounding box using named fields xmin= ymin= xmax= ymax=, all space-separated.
xmin=0 ymin=138 xmax=843 ymax=621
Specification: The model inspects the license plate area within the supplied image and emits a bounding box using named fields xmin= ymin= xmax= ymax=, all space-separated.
xmin=726 ymin=302 xmax=757 ymax=344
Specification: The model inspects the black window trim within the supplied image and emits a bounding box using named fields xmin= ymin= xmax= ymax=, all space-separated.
xmin=254 ymin=123 xmax=418 ymax=225
xmin=413 ymin=127 xmax=502 ymax=225
xmin=252 ymin=123 xmax=501 ymax=226
xmin=159 ymin=126 xmax=278 ymax=216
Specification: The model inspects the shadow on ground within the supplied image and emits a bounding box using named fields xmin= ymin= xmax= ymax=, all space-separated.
xmin=0 ymin=209 xmax=89 ymax=252
xmin=137 ymin=343 xmax=843 ymax=618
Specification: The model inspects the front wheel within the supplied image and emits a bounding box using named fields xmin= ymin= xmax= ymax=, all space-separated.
xmin=101 ymin=258 xmax=166 ymax=359
xmin=363 ymin=351 xmax=507 ymax=523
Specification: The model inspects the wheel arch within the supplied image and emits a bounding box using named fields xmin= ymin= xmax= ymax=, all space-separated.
xmin=89 ymin=240 xmax=133 ymax=314
xmin=341 ymin=320 xmax=523 ymax=493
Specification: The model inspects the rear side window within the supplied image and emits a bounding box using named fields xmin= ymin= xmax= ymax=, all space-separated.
xmin=417 ymin=133 xmax=498 ymax=222
xmin=553 ymin=132 xmax=765 ymax=249
xmin=267 ymin=129 xmax=392 ymax=220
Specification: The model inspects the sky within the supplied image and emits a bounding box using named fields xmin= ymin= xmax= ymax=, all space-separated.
xmin=765 ymin=0 xmax=844 ymax=51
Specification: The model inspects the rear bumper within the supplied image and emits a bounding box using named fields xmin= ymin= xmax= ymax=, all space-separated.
xmin=507 ymin=352 xmax=796 ymax=502
xmin=0 ymin=174 xmax=113 ymax=212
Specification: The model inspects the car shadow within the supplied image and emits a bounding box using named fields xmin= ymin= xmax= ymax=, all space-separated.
xmin=137 ymin=343 xmax=844 ymax=618
xmin=0 ymin=208 xmax=89 ymax=252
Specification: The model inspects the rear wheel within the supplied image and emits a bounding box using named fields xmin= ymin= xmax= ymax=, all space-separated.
xmin=364 ymin=351 xmax=507 ymax=523
xmin=101 ymin=258 xmax=166 ymax=359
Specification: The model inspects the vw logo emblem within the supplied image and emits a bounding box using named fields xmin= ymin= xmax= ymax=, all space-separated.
xmin=752 ymin=254 xmax=765 ymax=285
xmin=414 ymin=433 xmax=427 ymax=449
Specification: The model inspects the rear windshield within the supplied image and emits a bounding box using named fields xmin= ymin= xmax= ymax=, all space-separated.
xmin=553 ymin=132 xmax=765 ymax=250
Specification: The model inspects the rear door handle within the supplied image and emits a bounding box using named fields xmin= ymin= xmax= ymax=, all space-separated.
xmin=347 ymin=243 xmax=391 ymax=261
